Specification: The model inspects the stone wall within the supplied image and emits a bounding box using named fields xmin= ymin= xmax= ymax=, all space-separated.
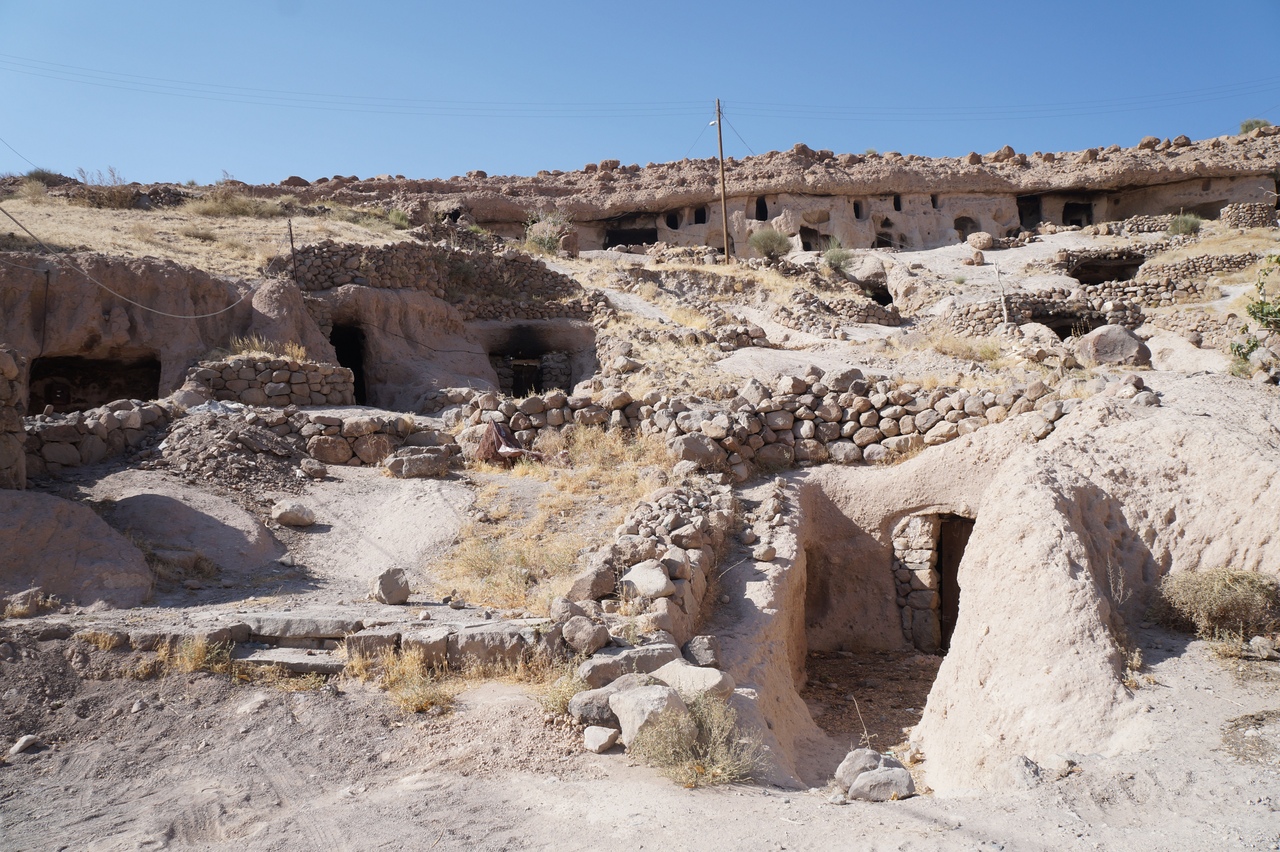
xmin=0 ymin=347 xmax=26 ymax=489
xmin=1221 ymin=202 xmax=1276 ymax=230
xmin=1144 ymin=308 xmax=1246 ymax=350
xmin=944 ymin=292 xmax=1143 ymax=337
xmin=773 ymin=290 xmax=901 ymax=337
xmin=186 ymin=357 xmax=356 ymax=407
xmin=23 ymin=399 xmax=171 ymax=479
xmin=281 ymin=239 xmax=600 ymax=322
xmin=1139 ymin=252 xmax=1266 ymax=283
xmin=891 ymin=515 xmax=941 ymax=652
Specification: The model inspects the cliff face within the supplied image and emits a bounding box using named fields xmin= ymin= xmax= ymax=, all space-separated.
xmin=269 ymin=130 xmax=1280 ymax=252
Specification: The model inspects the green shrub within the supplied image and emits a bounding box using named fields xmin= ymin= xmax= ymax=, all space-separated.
xmin=1168 ymin=213 xmax=1202 ymax=236
xmin=523 ymin=208 xmax=572 ymax=255
xmin=388 ymin=209 xmax=411 ymax=230
xmin=748 ymin=227 xmax=791 ymax=260
xmin=23 ymin=168 xmax=62 ymax=186
xmin=1240 ymin=118 xmax=1271 ymax=135
xmin=629 ymin=693 xmax=762 ymax=788
xmin=1154 ymin=569 xmax=1280 ymax=639
xmin=822 ymin=237 xmax=852 ymax=272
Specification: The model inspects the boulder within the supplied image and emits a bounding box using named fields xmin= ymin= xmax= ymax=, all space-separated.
xmin=577 ymin=643 xmax=682 ymax=689
xmin=307 ymin=435 xmax=353 ymax=464
xmin=584 ymin=726 xmax=620 ymax=753
xmin=649 ymin=659 xmax=735 ymax=699
xmin=683 ymin=634 xmax=722 ymax=667
xmin=271 ymin=501 xmax=315 ymax=527
xmin=847 ymin=767 xmax=916 ymax=801
xmin=370 ymin=567 xmax=410 ymax=604
xmin=667 ymin=433 xmax=727 ymax=469
xmin=608 ymin=685 xmax=695 ymax=746
xmin=1075 ymin=325 xmax=1151 ymax=368
xmin=562 ymin=615 xmax=610 ymax=656
xmin=568 ymin=672 xmax=655 ymax=726
xmin=619 ymin=560 xmax=675 ymax=599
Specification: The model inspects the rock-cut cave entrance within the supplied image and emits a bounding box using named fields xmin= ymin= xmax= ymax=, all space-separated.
xmin=329 ymin=325 xmax=368 ymax=404
xmin=29 ymin=355 xmax=162 ymax=414
xmin=485 ymin=323 xmax=582 ymax=396
xmin=935 ymin=515 xmax=973 ymax=652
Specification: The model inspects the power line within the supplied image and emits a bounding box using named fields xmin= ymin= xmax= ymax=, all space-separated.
xmin=0 ymin=134 xmax=39 ymax=170
xmin=722 ymin=114 xmax=756 ymax=156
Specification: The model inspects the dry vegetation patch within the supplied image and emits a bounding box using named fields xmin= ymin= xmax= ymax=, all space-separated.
xmin=436 ymin=427 xmax=674 ymax=612
xmin=1154 ymin=569 xmax=1280 ymax=640
xmin=630 ymin=693 xmax=763 ymax=788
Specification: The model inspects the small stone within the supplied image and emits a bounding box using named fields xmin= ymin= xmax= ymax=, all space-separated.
xmin=9 ymin=735 xmax=39 ymax=756
xmin=448 ymin=598 xmax=467 ymax=610
xmin=131 ymin=700 xmax=145 ymax=714
xmin=271 ymin=501 xmax=316 ymax=527
xmin=300 ymin=458 xmax=328 ymax=479
xmin=752 ymin=545 xmax=777 ymax=561
xmin=583 ymin=726 xmax=620 ymax=753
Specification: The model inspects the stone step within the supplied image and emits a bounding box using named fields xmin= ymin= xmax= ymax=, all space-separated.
xmin=231 ymin=645 xmax=345 ymax=675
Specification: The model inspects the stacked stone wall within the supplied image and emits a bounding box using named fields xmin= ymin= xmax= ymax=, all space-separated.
xmin=892 ymin=515 xmax=941 ymax=652
xmin=1221 ymin=202 xmax=1276 ymax=230
xmin=1144 ymin=308 xmax=1245 ymax=350
xmin=23 ymin=399 xmax=171 ymax=478
xmin=186 ymin=357 xmax=356 ymax=407
xmin=1138 ymin=252 xmax=1266 ymax=283
xmin=944 ymin=292 xmax=1142 ymax=337
xmin=0 ymin=347 xmax=26 ymax=489
xmin=281 ymin=239 xmax=600 ymax=322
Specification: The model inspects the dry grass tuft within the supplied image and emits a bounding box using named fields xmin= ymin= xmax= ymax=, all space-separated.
xmin=229 ymin=333 xmax=307 ymax=362
xmin=629 ymin=693 xmax=763 ymax=787
xmin=78 ymin=630 xmax=128 ymax=651
xmin=929 ymin=334 xmax=1003 ymax=363
xmin=536 ymin=667 xmax=590 ymax=716
xmin=74 ymin=167 xmax=138 ymax=210
xmin=1154 ymin=569 xmax=1280 ymax=640
xmin=158 ymin=638 xmax=232 ymax=674
xmin=380 ymin=647 xmax=457 ymax=713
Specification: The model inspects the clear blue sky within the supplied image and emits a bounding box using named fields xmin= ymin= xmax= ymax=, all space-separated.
xmin=2 ymin=1 xmax=1278 ymax=185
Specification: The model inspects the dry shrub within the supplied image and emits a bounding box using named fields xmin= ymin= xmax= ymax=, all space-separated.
xmin=159 ymin=638 xmax=232 ymax=674
xmin=186 ymin=185 xmax=285 ymax=218
xmin=235 ymin=664 xmax=327 ymax=692
xmin=17 ymin=178 xmax=47 ymax=204
xmin=930 ymin=334 xmax=1002 ymax=363
xmin=630 ymin=693 xmax=763 ymax=788
xmin=1154 ymin=569 xmax=1280 ymax=639
xmin=74 ymin=167 xmax=138 ymax=209
xmin=536 ymin=665 xmax=589 ymax=716
xmin=78 ymin=630 xmax=127 ymax=651
xmin=381 ymin=647 xmax=456 ymax=713
xmin=229 ymin=333 xmax=308 ymax=362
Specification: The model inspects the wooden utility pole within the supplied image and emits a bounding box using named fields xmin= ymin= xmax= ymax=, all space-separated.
xmin=287 ymin=219 xmax=301 ymax=289
xmin=716 ymin=99 xmax=731 ymax=264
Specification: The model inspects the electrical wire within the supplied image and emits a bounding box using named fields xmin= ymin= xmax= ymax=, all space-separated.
xmin=722 ymin=114 xmax=756 ymax=157
xmin=0 ymin=134 xmax=39 ymax=169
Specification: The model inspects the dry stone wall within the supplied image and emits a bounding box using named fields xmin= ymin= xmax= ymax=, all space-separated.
xmin=944 ymin=293 xmax=1142 ymax=337
xmin=0 ymin=347 xmax=26 ymax=489
xmin=1221 ymin=202 xmax=1276 ymax=230
xmin=891 ymin=516 xmax=942 ymax=653
xmin=186 ymin=357 xmax=356 ymax=407
xmin=24 ymin=399 xmax=171 ymax=479
xmin=281 ymin=239 xmax=601 ymax=322
xmin=1138 ymin=252 xmax=1266 ymax=283
xmin=1144 ymin=308 xmax=1246 ymax=350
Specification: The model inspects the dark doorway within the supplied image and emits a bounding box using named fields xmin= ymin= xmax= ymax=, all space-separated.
xmin=1063 ymin=202 xmax=1094 ymax=227
xmin=853 ymin=201 xmax=864 ymax=220
xmin=1017 ymin=195 xmax=1043 ymax=230
xmin=754 ymin=196 xmax=769 ymax=221
xmin=29 ymin=355 xmax=161 ymax=414
xmin=931 ymin=194 xmax=940 ymax=209
xmin=936 ymin=515 xmax=974 ymax=652
xmin=510 ymin=360 xmax=541 ymax=396
xmin=800 ymin=226 xmax=823 ymax=252
xmin=604 ymin=228 xmax=658 ymax=248
xmin=694 ymin=206 xmax=708 ymax=225
xmin=892 ymin=194 xmax=902 ymax=212
xmin=1038 ymin=314 xmax=1107 ymax=341
xmin=665 ymin=212 xmax=680 ymax=230
xmin=1070 ymin=257 xmax=1143 ymax=286
xmin=873 ymin=232 xmax=895 ymax=249
xmin=865 ymin=283 xmax=894 ymax=306
xmin=953 ymin=216 xmax=980 ymax=241
xmin=329 ymin=325 xmax=368 ymax=404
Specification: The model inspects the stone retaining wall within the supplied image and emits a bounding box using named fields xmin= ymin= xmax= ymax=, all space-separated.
xmin=1139 ymin=252 xmax=1265 ymax=283
xmin=1221 ymin=202 xmax=1276 ymax=230
xmin=186 ymin=357 xmax=356 ymax=407
xmin=0 ymin=347 xmax=26 ymax=489
xmin=944 ymin=292 xmax=1142 ymax=337
xmin=773 ymin=289 xmax=901 ymax=338
xmin=23 ymin=399 xmax=171 ymax=478
xmin=280 ymin=239 xmax=599 ymax=322
xmin=1144 ymin=308 xmax=1246 ymax=350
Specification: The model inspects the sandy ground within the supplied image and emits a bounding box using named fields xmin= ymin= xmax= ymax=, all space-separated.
xmin=2 ymin=622 xmax=1278 ymax=852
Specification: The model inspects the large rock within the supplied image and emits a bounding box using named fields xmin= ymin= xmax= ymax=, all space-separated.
xmin=562 ymin=615 xmax=610 ymax=656
xmin=0 ymin=491 xmax=152 ymax=607
xmin=847 ymin=767 xmax=916 ymax=802
xmin=577 ymin=643 xmax=682 ymax=689
xmin=667 ymin=433 xmax=728 ymax=469
xmin=567 ymin=672 xmax=655 ymax=726
xmin=619 ymin=560 xmax=675 ymax=599
xmin=370 ymin=567 xmax=410 ymax=604
xmin=307 ymin=435 xmax=353 ymax=465
xmin=608 ymin=685 xmax=695 ymax=746
xmin=1075 ymin=325 xmax=1151 ymax=368
xmin=271 ymin=501 xmax=315 ymax=527
xmin=649 ymin=659 xmax=736 ymax=699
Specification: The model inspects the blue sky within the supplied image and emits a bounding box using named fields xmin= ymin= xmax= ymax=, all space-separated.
xmin=2 ymin=1 xmax=1278 ymax=184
